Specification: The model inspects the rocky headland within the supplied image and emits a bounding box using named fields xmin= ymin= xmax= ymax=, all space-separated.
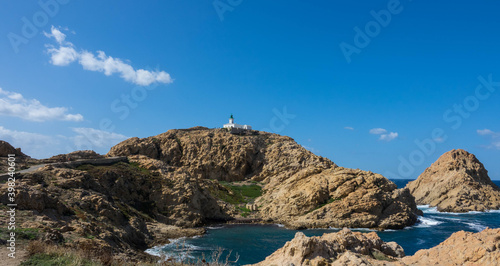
xmin=108 ymin=127 xmax=421 ymax=230
xmin=406 ymin=149 xmax=500 ymax=212
xmin=0 ymin=127 xmax=423 ymax=262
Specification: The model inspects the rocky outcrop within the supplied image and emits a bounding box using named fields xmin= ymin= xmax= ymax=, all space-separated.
xmin=402 ymin=228 xmax=500 ymax=265
xmin=109 ymin=127 xmax=420 ymax=229
xmin=0 ymin=140 xmax=27 ymax=157
xmin=45 ymin=150 xmax=104 ymax=162
xmin=258 ymin=167 xmax=421 ymax=230
xmin=251 ymin=228 xmax=405 ymax=266
xmin=0 ymin=161 xmax=213 ymax=260
xmin=406 ymin=149 xmax=500 ymax=212
xmin=108 ymin=127 xmax=335 ymax=183
xmin=252 ymin=228 xmax=500 ymax=266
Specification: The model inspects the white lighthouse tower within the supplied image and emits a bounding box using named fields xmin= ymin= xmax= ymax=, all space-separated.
xmin=223 ymin=114 xmax=252 ymax=130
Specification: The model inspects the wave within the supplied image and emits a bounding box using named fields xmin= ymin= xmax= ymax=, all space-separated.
xmin=418 ymin=205 xmax=500 ymax=215
xmin=145 ymin=236 xmax=205 ymax=261
xmin=465 ymin=222 xmax=487 ymax=232
xmin=206 ymin=226 xmax=225 ymax=230
xmin=414 ymin=217 xmax=443 ymax=228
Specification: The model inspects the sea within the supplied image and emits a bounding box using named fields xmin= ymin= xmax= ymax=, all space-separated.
xmin=146 ymin=179 xmax=500 ymax=265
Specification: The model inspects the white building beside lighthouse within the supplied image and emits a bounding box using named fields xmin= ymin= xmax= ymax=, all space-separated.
xmin=223 ymin=114 xmax=252 ymax=130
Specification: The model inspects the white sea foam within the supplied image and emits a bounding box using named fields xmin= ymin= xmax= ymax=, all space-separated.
xmin=145 ymin=237 xmax=203 ymax=261
xmin=418 ymin=205 xmax=500 ymax=215
xmin=438 ymin=217 xmax=461 ymax=222
xmin=276 ymin=224 xmax=285 ymax=228
xmin=414 ymin=217 xmax=443 ymax=228
xmin=206 ymin=226 xmax=225 ymax=230
xmin=465 ymin=222 xmax=487 ymax=232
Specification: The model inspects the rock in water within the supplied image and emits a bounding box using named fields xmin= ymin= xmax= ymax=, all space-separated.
xmin=402 ymin=228 xmax=500 ymax=265
xmin=406 ymin=149 xmax=500 ymax=212
xmin=250 ymin=228 xmax=405 ymax=266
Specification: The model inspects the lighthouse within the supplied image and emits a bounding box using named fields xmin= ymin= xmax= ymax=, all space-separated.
xmin=223 ymin=114 xmax=252 ymax=130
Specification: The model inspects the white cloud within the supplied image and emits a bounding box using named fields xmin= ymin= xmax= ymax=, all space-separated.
xmin=369 ymin=128 xmax=387 ymax=135
xmin=43 ymin=26 xmax=67 ymax=44
xmin=433 ymin=137 xmax=445 ymax=143
xmin=344 ymin=126 xmax=354 ymax=130
xmin=477 ymin=129 xmax=500 ymax=150
xmin=0 ymin=126 xmax=59 ymax=158
xmin=0 ymin=126 xmax=128 ymax=158
xmin=47 ymin=46 xmax=78 ymax=66
xmin=477 ymin=129 xmax=499 ymax=137
xmin=369 ymin=127 xmax=398 ymax=142
xmin=0 ymin=87 xmax=83 ymax=122
xmin=45 ymin=26 xmax=173 ymax=86
xmin=379 ymin=132 xmax=398 ymax=142
xmin=71 ymin=127 xmax=128 ymax=149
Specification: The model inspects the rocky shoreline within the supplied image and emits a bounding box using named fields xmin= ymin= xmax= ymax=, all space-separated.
xmin=1 ymin=129 xmax=499 ymax=264
xmin=249 ymin=227 xmax=500 ymax=266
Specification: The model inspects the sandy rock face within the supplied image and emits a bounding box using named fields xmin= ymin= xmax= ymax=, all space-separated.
xmin=402 ymin=228 xmax=500 ymax=265
xmin=259 ymin=167 xmax=421 ymax=230
xmin=108 ymin=127 xmax=335 ymax=183
xmin=251 ymin=228 xmax=405 ymax=266
xmin=406 ymin=149 xmax=500 ymax=212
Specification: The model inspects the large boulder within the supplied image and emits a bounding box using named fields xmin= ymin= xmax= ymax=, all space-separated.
xmin=251 ymin=228 xmax=405 ymax=266
xmin=406 ymin=149 xmax=500 ymax=212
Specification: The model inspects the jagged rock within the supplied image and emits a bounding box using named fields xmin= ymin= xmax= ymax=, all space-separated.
xmin=258 ymin=167 xmax=421 ymax=230
xmin=0 ymin=140 xmax=27 ymax=157
xmin=406 ymin=149 xmax=500 ymax=212
xmin=250 ymin=228 xmax=405 ymax=266
xmin=402 ymin=228 xmax=500 ymax=265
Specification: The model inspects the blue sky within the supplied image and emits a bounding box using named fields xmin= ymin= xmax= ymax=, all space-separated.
xmin=1 ymin=0 xmax=499 ymax=180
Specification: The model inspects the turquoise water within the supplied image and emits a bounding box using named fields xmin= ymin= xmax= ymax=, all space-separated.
xmin=147 ymin=180 xmax=500 ymax=265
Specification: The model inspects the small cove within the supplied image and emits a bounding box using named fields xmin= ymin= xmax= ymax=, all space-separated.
xmin=146 ymin=179 xmax=500 ymax=265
